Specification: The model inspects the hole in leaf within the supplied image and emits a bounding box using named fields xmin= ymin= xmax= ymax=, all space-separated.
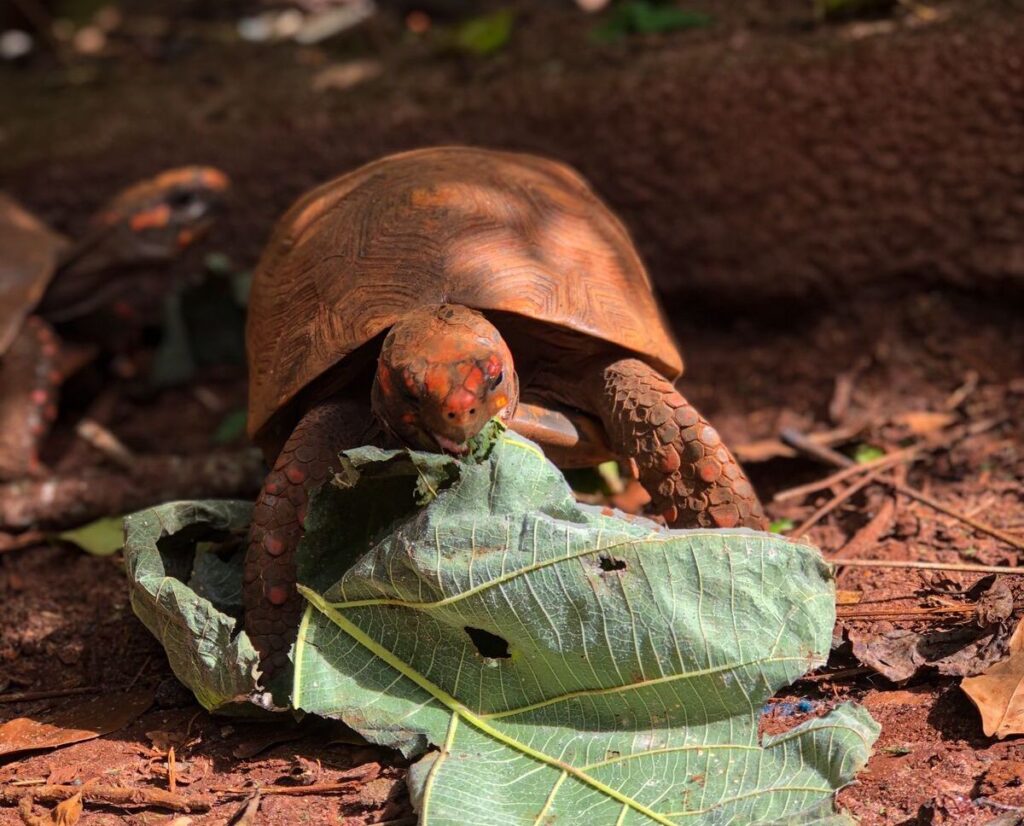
xmin=464 ymin=626 xmax=510 ymax=659
xmin=599 ymin=556 xmax=627 ymax=572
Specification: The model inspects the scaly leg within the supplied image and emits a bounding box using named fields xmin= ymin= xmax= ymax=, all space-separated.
xmin=243 ymin=398 xmax=379 ymax=682
xmin=590 ymin=358 xmax=766 ymax=530
xmin=0 ymin=317 xmax=61 ymax=481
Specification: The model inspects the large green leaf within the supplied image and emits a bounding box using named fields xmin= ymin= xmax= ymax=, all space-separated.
xmin=293 ymin=430 xmax=878 ymax=824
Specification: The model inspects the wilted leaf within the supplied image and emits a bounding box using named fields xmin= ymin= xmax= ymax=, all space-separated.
xmin=850 ymin=624 xmax=1013 ymax=683
xmin=293 ymin=430 xmax=878 ymax=824
xmin=0 ymin=689 xmax=153 ymax=758
xmin=454 ymin=10 xmax=515 ymax=56
xmin=123 ymin=501 xmax=260 ymax=713
xmin=963 ymin=620 xmax=1024 ymax=738
xmin=57 ymin=516 xmax=124 ymax=556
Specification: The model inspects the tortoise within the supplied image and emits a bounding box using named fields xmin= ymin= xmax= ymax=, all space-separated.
xmin=0 ymin=167 xmax=229 ymax=480
xmin=244 ymin=146 xmax=766 ymax=677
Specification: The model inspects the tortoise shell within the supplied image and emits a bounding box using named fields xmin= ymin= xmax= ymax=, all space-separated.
xmin=246 ymin=146 xmax=683 ymax=447
xmin=0 ymin=193 xmax=68 ymax=357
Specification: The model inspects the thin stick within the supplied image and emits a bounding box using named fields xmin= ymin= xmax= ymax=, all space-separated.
xmin=733 ymin=425 xmax=862 ymax=464
xmin=773 ymin=447 xmax=917 ymax=502
xmin=835 ymin=559 xmax=1024 ymax=576
xmin=0 ymin=784 xmax=212 ymax=813
xmin=837 ymin=604 xmax=974 ymax=619
xmin=780 ymin=427 xmax=855 ymax=469
xmin=0 ymin=686 xmax=101 ymax=704
xmin=74 ymin=419 xmax=136 ymax=470
xmin=168 ymin=747 xmax=177 ymax=794
xmin=0 ymin=530 xmax=48 ymax=554
xmin=790 ymin=470 xmax=884 ymax=537
xmin=212 ymin=781 xmax=360 ymax=798
xmin=888 ymin=481 xmax=1024 ymax=552
xmin=796 ymin=666 xmax=873 ymax=683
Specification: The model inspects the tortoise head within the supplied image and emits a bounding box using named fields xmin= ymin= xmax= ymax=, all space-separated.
xmin=94 ymin=166 xmax=230 ymax=260
xmin=372 ymin=305 xmax=518 ymax=455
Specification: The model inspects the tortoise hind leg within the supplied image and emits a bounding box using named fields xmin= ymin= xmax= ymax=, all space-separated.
xmin=590 ymin=358 xmax=766 ymax=530
xmin=243 ymin=398 xmax=379 ymax=684
xmin=0 ymin=317 xmax=61 ymax=481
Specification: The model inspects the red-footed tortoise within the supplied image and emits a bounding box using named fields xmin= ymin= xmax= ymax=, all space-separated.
xmin=244 ymin=146 xmax=766 ymax=678
xmin=0 ymin=167 xmax=229 ymax=479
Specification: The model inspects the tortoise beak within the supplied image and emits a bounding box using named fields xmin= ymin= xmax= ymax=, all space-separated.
xmin=430 ymin=432 xmax=469 ymax=456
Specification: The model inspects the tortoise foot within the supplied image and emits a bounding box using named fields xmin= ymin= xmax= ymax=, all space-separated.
xmin=595 ymin=358 xmax=766 ymax=531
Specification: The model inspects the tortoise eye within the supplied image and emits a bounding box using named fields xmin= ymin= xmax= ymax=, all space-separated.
xmin=168 ymin=190 xmax=198 ymax=208
xmin=489 ymin=370 xmax=504 ymax=390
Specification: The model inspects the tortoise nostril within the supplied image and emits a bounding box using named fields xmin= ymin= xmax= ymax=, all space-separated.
xmin=447 ymin=412 xmax=455 ymax=419
xmin=469 ymin=407 xmax=476 ymax=415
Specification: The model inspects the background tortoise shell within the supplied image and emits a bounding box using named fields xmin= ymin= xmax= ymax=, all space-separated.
xmin=0 ymin=193 xmax=68 ymax=358
xmin=246 ymin=146 xmax=683 ymax=450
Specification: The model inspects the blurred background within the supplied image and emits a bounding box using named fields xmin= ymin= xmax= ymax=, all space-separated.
xmin=2 ymin=1 xmax=1022 ymax=822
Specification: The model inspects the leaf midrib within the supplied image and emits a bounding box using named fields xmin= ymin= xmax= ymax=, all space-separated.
xmin=297 ymin=586 xmax=680 ymax=825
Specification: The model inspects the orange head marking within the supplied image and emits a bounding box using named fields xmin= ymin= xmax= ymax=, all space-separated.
xmin=372 ymin=304 xmax=517 ymax=455
xmin=98 ymin=166 xmax=229 ymax=260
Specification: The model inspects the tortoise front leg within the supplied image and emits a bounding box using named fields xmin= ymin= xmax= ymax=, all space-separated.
xmin=0 ymin=317 xmax=61 ymax=481
xmin=243 ymin=398 xmax=379 ymax=683
xmin=590 ymin=358 xmax=766 ymax=530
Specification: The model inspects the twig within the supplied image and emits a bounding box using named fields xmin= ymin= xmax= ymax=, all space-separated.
xmin=0 ymin=784 xmax=213 ymax=813
xmin=0 ymin=530 xmax=48 ymax=555
xmin=126 ymin=655 xmax=152 ymax=691
xmin=0 ymin=449 xmax=263 ymax=531
xmin=780 ymin=427 xmax=855 ymax=468
xmin=888 ymin=481 xmax=1024 ymax=552
xmin=733 ymin=425 xmax=861 ymax=464
xmin=837 ymin=604 xmax=975 ymax=620
xmin=0 ymin=686 xmax=101 ymax=704
xmin=168 ymin=747 xmax=177 ymax=795
xmin=796 ymin=666 xmax=873 ymax=683
xmin=836 ymin=559 xmax=1024 ymax=576
xmin=945 ymin=370 xmax=979 ymax=410
xmin=832 ymin=498 xmax=896 ymax=561
xmin=773 ymin=447 xmax=918 ymax=502
xmin=213 ymin=781 xmax=361 ymax=798
xmin=74 ymin=419 xmax=136 ymax=470
xmin=790 ymin=469 xmax=886 ymax=537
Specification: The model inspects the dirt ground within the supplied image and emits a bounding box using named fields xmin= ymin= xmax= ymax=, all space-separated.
xmin=2 ymin=1 xmax=1023 ymax=824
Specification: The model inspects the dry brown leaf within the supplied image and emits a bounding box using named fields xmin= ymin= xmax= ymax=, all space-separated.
xmin=892 ymin=410 xmax=957 ymax=435
xmin=0 ymin=688 xmax=153 ymax=759
xmin=836 ymin=590 xmax=863 ymax=605
xmin=963 ymin=618 xmax=1024 ymax=738
xmin=52 ymin=792 xmax=82 ymax=826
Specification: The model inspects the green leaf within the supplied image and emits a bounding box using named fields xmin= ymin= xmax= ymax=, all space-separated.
xmin=454 ymin=9 xmax=515 ymax=56
xmin=293 ymin=431 xmax=879 ymax=824
xmin=852 ymin=443 xmax=885 ymax=464
xmin=769 ymin=517 xmax=795 ymax=534
xmin=58 ymin=516 xmax=124 ymax=556
xmin=123 ymin=501 xmax=262 ymax=713
xmin=213 ymin=408 xmax=248 ymax=445
xmin=593 ymin=2 xmax=712 ymax=42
